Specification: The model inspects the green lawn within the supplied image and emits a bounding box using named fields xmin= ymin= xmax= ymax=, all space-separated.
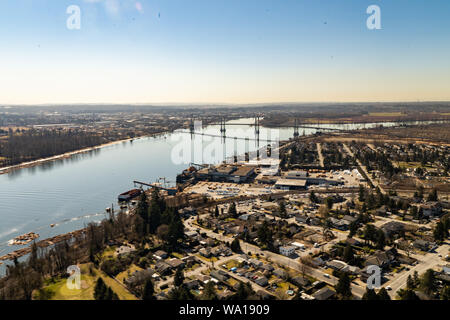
xmin=35 ymin=263 xmax=138 ymax=300
xmin=115 ymin=264 xmax=144 ymax=283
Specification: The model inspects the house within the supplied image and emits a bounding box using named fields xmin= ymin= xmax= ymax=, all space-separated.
xmin=346 ymin=238 xmax=361 ymax=247
xmin=199 ymin=248 xmax=211 ymax=258
xmin=273 ymin=268 xmax=288 ymax=279
xmin=256 ymin=290 xmax=275 ymax=300
xmin=342 ymin=215 xmax=357 ymax=224
xmin=443 ymin=265 xmax=450 ymax=275
xmin=419 ymin=202 xmax=442 ymax=217
xmin=295 ymin=215 xmax=310 ymax=225
xmin=185 ymin=279 xmax=201 ymax=290
xmin=115 ymin=244 xmax=136 ymax=256
xmin=327 ymin=260 xmax=348 ymax=271
xmin=381 ymin=221 xmax=405 ymax=238
xmin=291 ymin=276 xmax=311 ymax=288
xmin=166 ymin=258 xmax=185 ymax=269
xmin=154 ymin=250 xmax=168 ymax=260
xmin=365 ymin=249 xmax=397 ymax=269
xmin=249 ymin=258 xmax=263 ymax=268
xmin=279 ymin=245 xmax=296 ymax=257
xmin=329 ymin=217 xmax=350 ymax=231
xmin=179 ymin=206 xmax=197 ymax=216
xmin=239 ymin=213 xmax=252 ymax=221
xmin=124 ymin=268 xmax=154 ymax=287
xmin=261 ymin=264 xmax=274 ymax=272
xmin=210 ymin=270 xmax=229 ymax=282
xmin=185 ymin=230 xmax=199 ymax=239
xmin=312 ymin=287 xmax=336 ymax=300
xmin=155 ymin=261 xmax=172 ymax=275
xmin=412 ymin=239 xmax=436 ymax=252
xmin=254 ymin=276 xmax=269 ymax=287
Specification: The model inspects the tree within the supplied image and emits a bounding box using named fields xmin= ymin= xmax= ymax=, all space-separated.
xmin=343 ymin=244 xmax=354 ymax=264
xmin=200 ymin=281 xmax=218 ymax=300
xmin=375 ymin=229 xmax=386 ymax=250
xmin=377 ymin=287 xmax=391 ymax=300
xmin=348 ymin=221 xmax=358 ymax=238
xmin=358 ymin=185 xmax=365 ymax=202
xmin=427 ymin=189 xmax=438 ymax=202
xmin=335 ymin=272 xmax=352 ymax=299
xmin=214 ymin=205 xmax=219 ymax=217
xmin=228 ymin=203 xmax=238 ymax=218
xmin=420 ymin=269 xmax=437 ymax=296
xmin=136 ymin=192 xmax=149 ymax=225
xmin=399 ymin=289 xmax=420 ymax=300
xmin=325 ymin=197 xmax=333 ymax=210
xmin=309 ymin=191 xmax=318 ymax=203
xmin=257 ymin=221 xmax=274 ymax=250
xmin=174 ymin=267 xmax=185 ymax=287
xmin=94 ymin=277 xmax=107 ymax=300
xmin=362 ymin=287 xmax=378 ymax=300
xmin=156 ymin=224 xmax=170 ymax=242
xmin=363 ymin=224 xmax=377 ymax=245
xmin=433 ymin=221 xmax=446 ymax=242
xmin=279 ymin=201 xmax=286 ymax=217
xmin=232 ymin=282 xmax=254 ymax=300
xmin=407 ymin=275 xmax=415 ymax=290
xmin=440 ymin=285 xmax=450 ymax=300
xmin=230 ymin=238 xmax=242 ymax=253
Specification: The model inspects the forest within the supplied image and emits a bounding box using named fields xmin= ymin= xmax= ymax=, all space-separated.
xmin=0 ymin=129 xmax=110 ymax=166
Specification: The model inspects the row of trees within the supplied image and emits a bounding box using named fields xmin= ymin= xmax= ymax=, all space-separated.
xmin=135 ymin=190 xmax=184 ymax=252
xmin=0 ymin=129 xmax=108 ymax=166
xmin=94 ymin=278 xmax=119 ymax=300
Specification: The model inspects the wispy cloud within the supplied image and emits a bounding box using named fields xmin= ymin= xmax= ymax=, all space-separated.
xmin=83 ymin=0 xmax=144 ymax=17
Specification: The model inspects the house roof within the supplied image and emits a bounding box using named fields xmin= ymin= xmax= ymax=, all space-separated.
xmin=313 ymin=287 xmax=336 ymax=300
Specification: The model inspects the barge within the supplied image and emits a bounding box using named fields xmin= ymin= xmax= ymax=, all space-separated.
xmin=118 ymin=188 xmax=142 ymax=202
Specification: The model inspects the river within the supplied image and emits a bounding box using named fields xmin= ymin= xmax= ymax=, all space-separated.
xmin=0 ymin=118 xmax=439 ymax=272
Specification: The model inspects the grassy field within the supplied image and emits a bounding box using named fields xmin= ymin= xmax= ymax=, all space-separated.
xmin=34 ymin=263 xmax=138 ymax=300
xmin=115 ymin=264 xmax=143 ymax=283
xmin=368 ymin=112 xmax=404 ymax=117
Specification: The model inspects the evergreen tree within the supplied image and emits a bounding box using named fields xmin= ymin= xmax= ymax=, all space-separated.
xmin=136 ymin=192 xmax=149 ymax=224
xmin=362 ymin=287 xmax=378 ymax=300
xmin=343 ymin=244 xmax=354 ymax=264
xmin=230 ymin=238 xmax=242 ymax=253
xmin=427 ymin=189 xmax=438 ymax=202
xmin=375 ymin=229 xmax=386 ymax=250
xmin=228 ymin=203 xmax=238 ymax=218
xmin=214 ymin=205 xmax=219 ymax=217
xmin=407 ymin=275 xmax=415 ymax=290
xmin=174 ymin=267 xmax=185 ymax=287
xmin=420 ymin=269 xmax=437 ymax=296
xmin=400 ymin=289 xmax=420 ymax=300
xmin=377 ymin=287 xmax=391 ymax=300
xmin=335 ymin=272 xmax=352 ymax=299
xmin=94 ymin=277 xmax=107 ymax=300
xmin=142 ymin=279 xmax=155 ymax=300
xmin=309 ymin=191 xmax=318 ymax=203
xmin=201 ymin=281 xmax=218 ymax=300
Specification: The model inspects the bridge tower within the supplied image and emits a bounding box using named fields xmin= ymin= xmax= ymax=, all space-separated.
xmin=293 ymin=118 xmax=299 ymax=138
xmin=189 ymin=116 xmax=195 ymax=135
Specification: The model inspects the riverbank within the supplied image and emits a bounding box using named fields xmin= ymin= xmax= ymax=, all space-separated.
xmin=0 ymin=131 xmax=172 ymax=176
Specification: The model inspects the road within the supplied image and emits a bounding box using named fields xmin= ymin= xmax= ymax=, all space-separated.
xmin=343 ymin=143 xmax=386 ymax=194
xmin=316 ymin=143 xmax=325 ymax=168
xmin=185 ymin=217 xmax=366 ymax=298
xmin=383 ymin=243 xmax=449 ymax=299
xmin=157 ymin=254 xmax=240 ymax=289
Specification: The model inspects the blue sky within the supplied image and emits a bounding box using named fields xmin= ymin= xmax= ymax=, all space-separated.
xmin=1 ymin=0 xmax=449 ymax=104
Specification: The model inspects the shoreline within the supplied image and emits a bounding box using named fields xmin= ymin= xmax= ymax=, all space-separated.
xmin=0 ymin=131 xmax=170 ymax=176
